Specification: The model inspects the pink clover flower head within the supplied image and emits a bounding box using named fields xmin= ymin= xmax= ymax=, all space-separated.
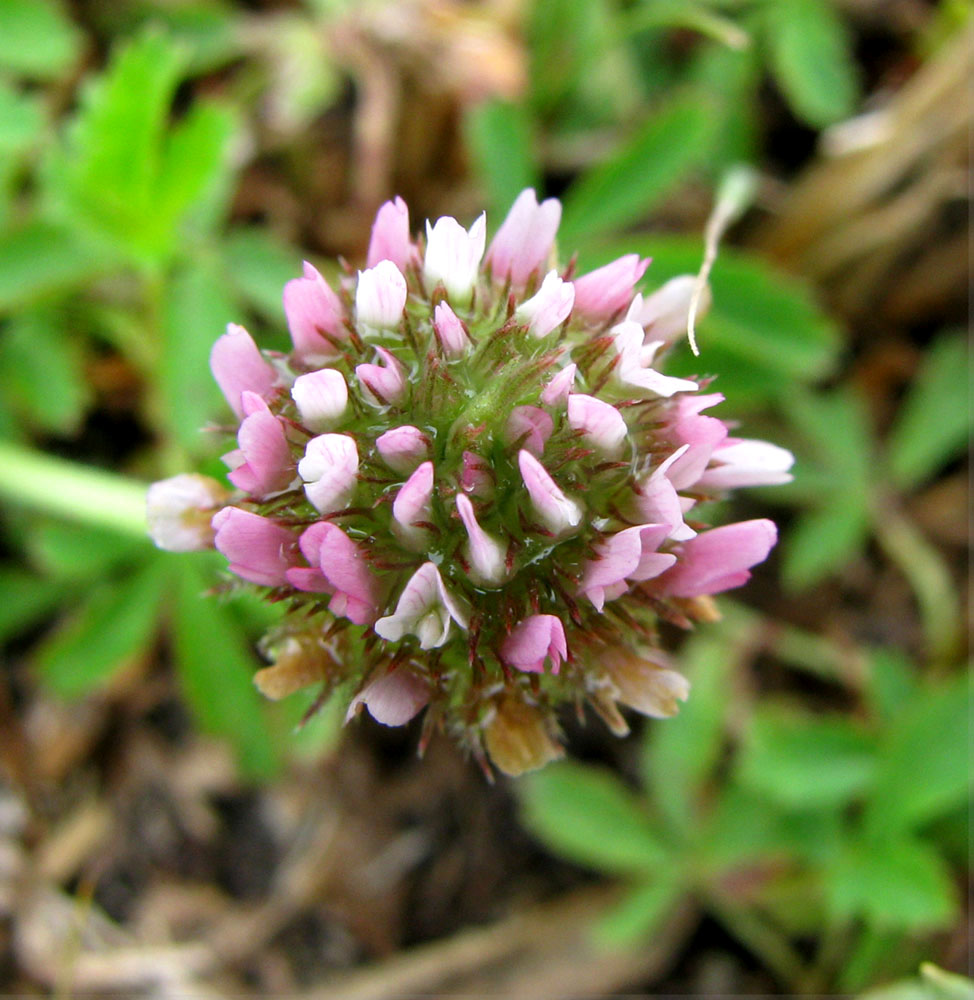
xmin=367 ymin=196 xmax=416 ymax=271
xmin=283 ymin=262 xmax=346 ymax=363
xmin=146 ymin=474 xmax=229 ymax=551
xmin=356 ymin=259 xmax=408 ymax=331
xmin=485 ymin=189 xmax=561 ymax=288
xmin=572 ymin=254 xmax=650 ymax=320
xmin=501 ymin=615 xmax=567 ymax=674
xmin=210 ymin=323 xmax=278 ymax=419
xmin=424 ymin=213 xmax=486 ymax=304
xmin=515 ymin=270 xmax=575 ymax=338
xmin=151 ymin=187 xmax=791 ymax=776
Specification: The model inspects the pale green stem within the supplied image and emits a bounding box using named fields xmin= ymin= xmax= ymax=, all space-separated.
xmin=0 ymin=441 xmax=148 ymax=539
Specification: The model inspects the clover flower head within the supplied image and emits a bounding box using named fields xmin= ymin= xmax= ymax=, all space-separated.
xmin=149 ymin=190 xmax=793 ymax=776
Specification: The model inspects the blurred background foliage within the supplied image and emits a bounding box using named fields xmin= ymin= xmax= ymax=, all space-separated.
xmin=0 ymin=0 xmax=969 ymax=995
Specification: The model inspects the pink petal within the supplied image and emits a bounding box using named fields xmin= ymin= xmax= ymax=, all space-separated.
xmin=146 ymin=474 xmax=228 ymax=552
xmin=285 ymin=521 xmax=333 ymax=593
xmin=515 ymin=270 xmax=575 ymax=338
xmin=209 ymin=323 xmax=277 ymax=419
xmin=485 ymin=189 xmax=562 ymax=288
xmin=298 ymin=433 xmax=359 ymax=514
xmin=518 ymin=449 xmax=582 ymax=534
xmin=433 ymin=301 xmax=469 ymax=358
xmin=375 ymin=425 xmax=431 ymax=475
xmin=697 ymin=439 xmax=795 ymax=490
xmin=374 ymin=562 xmax=468 ymax=649
xmin=572 ymin=254 xmax=650 ymax=320
xmin=664 ymin=393 xmax=729 ymax=490
xmin=456 ymin=493 xmax=506 ymax=584
xmin=283 ymin=262 xmax=346 ymax=363
xmin=659 ymin=519 xmax=778 ymax=597
xmin=211 ymin=507 xmax=296 ymax=587
xmin=627 ymin=275 xmax=711 ymax=343
xmin=611 ymin=320 xmax=698 ymax=397
xmin=319 ymin=523 xmax=381 ymax=624
xmin=291 ymin=368 xmax=348 ymax=431
xmin=393 ymin=461 xmax=434 ymax=531
xmin=356 ymin=347 xmax=407 ymax=406
xmin=367 ymin=196 xmax=416 ymax=271
xmin=347 ymin=667 xmax=429 ymax=727
xmin=567 ymin=394 xmax=627 ymax=455
xmin=633 ymin=447 xmax=695 ymax=541
xmin=227 ymin=392 xmax=292 ymax=497
xmin=460 ymin=450 xmax=494 ymax=498
xmin=424 ymin=213 xmax=486 ymax=303
xmin=356 ymin=259 xmax=407 ymax=329
xmin=500 ymin=615 xmax=567 ymax=674
xmin=505 ymin=405 xmax=553 ymax=457
xmin=540 ymin=364 xmax=576 ymax=406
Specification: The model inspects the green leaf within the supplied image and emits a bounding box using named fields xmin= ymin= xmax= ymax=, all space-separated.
xmin=737 ymin=707 xmax=876 ymax=809
xmin=593 ymin=871 xmax=685 ymax=948
xmin=0 ymin=307 xmax=91 ymax=434
xmin=521 ymin=762 xmax=668 ymax=874
xmin=781 ymin=387 xmax=873 ymax=484
xmin=864 ymin=672 xmax=972 ymax=835
xmin=0 ymin=82 xmax=45 ymax=155
xmin=160 ymin=261 xmax=237 ymax=453
xmin=766 ymin=0 xmax=859 ymax=128
xmin=173 ymin=558 xmax=278 ymax=779
xmin=35 ymin=556 xmax=168 ymax=697
xmin=222 ymin=226 xmax=302 ymax=327
xmin=642 ymin=632 xmax=731 ymax=835
xmin=465 ymin=100 xmax=540 ymax=221
xmin=559 ymin=93 xmax=716 ymax=244
xmin=887 ymin=331 xmax=972 ymax=490
xmin=864 ymin=646 xmax=919 ymax=726
xmin=782 ymin=499 xmax=871 ymax=589
xmin=26 ymin=520 xmax=146 ymax=580
xmin=0 ymin=222 xmax=110 ymax=313
xmin=827 ymin=834 xmax=957 ymax=931
xmin=0 ymin=0 xmax=83 ymax=80
xmin=0 ymin=568 xmax=66 ymax=643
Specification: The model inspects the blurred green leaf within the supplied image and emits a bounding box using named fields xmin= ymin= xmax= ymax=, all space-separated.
xmin=559 ymin=94 xmax=716 ymax=244
xmin=864 ymin=672 xmax=972 ymax=835
xmin=161 ymin=260 xmax=237 ymax=453
xmin=223 ymin=226 xmax=302 ymax=327
xmin=781 ymin=387 xmax=872 ymax=484
xmin=642 ymin=632 xmax=731 ymax=835
xmin=864 ymin=647 xmax=919 ymax=726
xmin=737 ymin=708 xmax=876 ymax=809
xmin=783 ymin=500 xmax=871 ymax=590
xmin=35 ymin=555 xmax=168 ymax=697
xmin=521 ymin=762 xmax=668 ymax=874
xmin=827 ymin=834 xmax=956 ymax=931
xmin=0 ymin=568 xmax=67 ymax=643
xmin=465 ymin=100 xmax=539 ymax=220
xmin=766 ymin=0 xmax=859 ymax=128
xmin=0 ymin=0 xmax=82 ymax=79
xmin=48 ymin=29 xmax=235 ymax=266
xmin=26 ymin=521 xmax=146 ymax=580
xmin=173 ymin=558 xmax=278 ymax=779
xmin=594 ymin=871 xmax=685 ymax=947
xmin=0 ymin=82 xmax=45 ymax=155
xmin=0 ymin=307 xmax=91 ymax=434
xmin=0 ymin=222 xmax=110 ymax=313
xmin=887 ymin=331 xmax=971 ymax=490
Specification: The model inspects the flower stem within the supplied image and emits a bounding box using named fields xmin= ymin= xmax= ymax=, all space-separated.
xmin=0 ymin=441 xmax=148 ymax=539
